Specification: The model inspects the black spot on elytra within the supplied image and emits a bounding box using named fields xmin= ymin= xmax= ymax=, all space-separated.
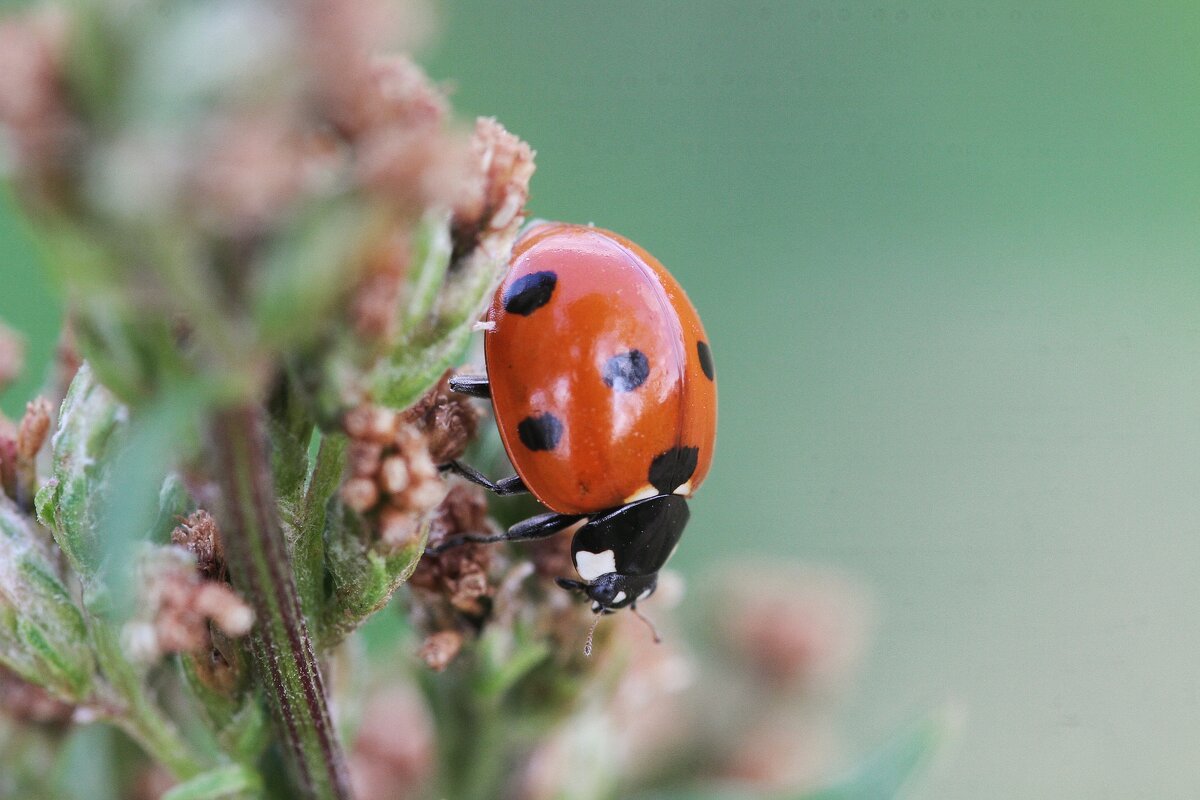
xmin=517 ymin=413 xmax=564 ymax=451
xmin=602 ymin=350 xmax=650 ymax=392
xmin=503 ymin=271 xmax=557 ymax=315
xmin=648 ymin=446 xmax=699 ymax=494
xmin=697 ymin=341 xmax=715 ymax=381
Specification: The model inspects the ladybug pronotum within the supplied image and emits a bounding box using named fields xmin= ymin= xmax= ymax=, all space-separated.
xmin=436 ymin=222 xmax=717 ymax=620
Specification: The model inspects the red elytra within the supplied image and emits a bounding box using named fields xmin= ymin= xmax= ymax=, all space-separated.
xmin=483 ymin=223 xmax=717 ymax=516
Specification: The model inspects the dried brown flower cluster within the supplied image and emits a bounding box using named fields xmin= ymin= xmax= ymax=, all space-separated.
xmin=341 ymin=372 xmax=480 ymax=550
xmin=409 ymin=484 xmax=495 ymax=619
xmin=170 ymin=509 xmax=225 ymax=580
xmin=124 ymin=544 xmax=253 ymax=663
xmin=452 ymin=118 xmax=537 ymax=260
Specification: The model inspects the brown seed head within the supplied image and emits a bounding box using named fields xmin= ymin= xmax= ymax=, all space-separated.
xmin=402 ymin=369 xmax=481 ymax=463
xmin=171 ymin=509 xmax=225 ymax=579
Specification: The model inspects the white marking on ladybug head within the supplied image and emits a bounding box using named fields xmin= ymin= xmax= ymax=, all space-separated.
xmin=612 ymin=591 xmax=627 ymax=605
xmin=624 ymin=484 xmax=658 ymax=504
xmin=575 ymin=549 xmax=617 ymax=582
xmin=591 ymin=601 xmax=602 ymax=613
xmin=638 ymin=587 xmax=654 ymax=601
xmin=673 ymin=480 xmax=692 ymax=496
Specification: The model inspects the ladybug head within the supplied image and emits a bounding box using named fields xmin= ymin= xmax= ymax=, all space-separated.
xmin=556 ymin=572 xmax=657 ymax=614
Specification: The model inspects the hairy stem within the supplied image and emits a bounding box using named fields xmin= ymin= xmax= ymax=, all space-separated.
xmin=209 ymin=405 xmax=351 ymax=800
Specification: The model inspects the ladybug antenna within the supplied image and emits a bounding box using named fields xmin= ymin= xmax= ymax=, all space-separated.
xmin=630 ymin=604 xmax=663 ymax=645
xmin=583 ymin=613 xmax=604 ymax=657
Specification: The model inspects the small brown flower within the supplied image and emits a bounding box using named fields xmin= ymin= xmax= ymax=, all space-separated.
xmin=170 ymin=509 xmax=225 ymax=580
xmin=409 ymin=485 xmax=495 ymax=621
xmin=418 ymin=630 xmax=463 ymax=672
xmin=341 ymin=476 xmax=381 ymax=514
xmin=347 ymin=439 xmax=385 ymax=478
xmin=401 ymin=369 xmax=481 ymax=463
xmin=126 ymin=548 xmax=253 ymax=663
xmin=16 ymin=396 xmax=51 ymax=461
xmin=452 ymin=117 xmax=536 ymax=259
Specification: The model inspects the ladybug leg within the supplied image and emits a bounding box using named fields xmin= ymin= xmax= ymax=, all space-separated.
xmin=440 ymin=460 xmax=527 ymax=496
xmin=448 ymin=374 xmax=490 ymax=399
xmin=426 ymin=510 xmax=584 ymax=554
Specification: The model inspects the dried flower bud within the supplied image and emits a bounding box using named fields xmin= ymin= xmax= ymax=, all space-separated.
xmin=344 ymin=405 xmax=399 ymax=444
xmin=193 ymin=583 xmax=255 ymax=638
xmin=170 ymin=509 xmax=224 ymax=579
xmin=341 ymin=476 xmax=380 ymax=514
xmin=452 ymin=118 xmax=536 ymax=258
xmin=348 ymin=439 xmax=385 ymax=478
xmin=378 ymin=504 xmax=421 ymax=549
xmin=418 ymin=630 xmax=463 ymax=672
xmin=16 ymin=396 xmax=52 ymax=461
xmin=410 ymin=485 xmax=494 ymax=618
xmin=125 ymin=548 xmax=253 ymax=663
xmin=401 ymin=370 xmax=481 ymax=463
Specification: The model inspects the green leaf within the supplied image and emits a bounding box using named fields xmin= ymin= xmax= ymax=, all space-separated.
xmin=370 ymin=213 xmax=504 ymax=410
xmin=320 ymin=498 xmax=427 ymax=646
xmin=289 ymin=433 xmax=345 ymax=625
xmin=160 ymin=764 xmax=263 ymax=800
xmin=37 ymin=362 xmax=126 ymax=575
xmin=0 ymin=495 xmax=94 ymax=701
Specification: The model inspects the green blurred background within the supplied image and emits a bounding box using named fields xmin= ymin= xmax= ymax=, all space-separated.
xmin=4 ymin=1 xmax=1199 ymax=796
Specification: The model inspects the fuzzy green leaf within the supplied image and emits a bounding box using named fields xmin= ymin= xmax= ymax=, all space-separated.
xmin=0 ymin=495 xmax=94 ymax=701
xmin=37 ymin=362 xmax=126 ymax=576
xmin=160 ymin=764 xmax=263 ymax=800
xmin=320 ymin=499 xmax=427 ymax=646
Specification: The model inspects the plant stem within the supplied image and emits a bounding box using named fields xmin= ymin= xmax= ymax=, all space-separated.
xmin=209 ymin=404 xmax=352 ymax=800
xmin=90 ymin=623 xmax=208 ymax=780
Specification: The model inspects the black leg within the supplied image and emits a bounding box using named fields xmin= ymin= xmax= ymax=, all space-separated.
xmin=427 ymin=511 xmax=585 ymax=554
xmin=440 ymin=460 xmax=527 ymax=496
xmin=449 ymin=374 xmax=491 ymax=399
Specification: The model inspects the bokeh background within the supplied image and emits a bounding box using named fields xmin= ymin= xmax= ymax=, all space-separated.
xmin=4 ymin=1 xmax=1199 ymax=796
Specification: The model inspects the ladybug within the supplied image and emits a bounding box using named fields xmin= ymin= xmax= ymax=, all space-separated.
xmin=436 ymin=222 xmax=717 ymax=621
